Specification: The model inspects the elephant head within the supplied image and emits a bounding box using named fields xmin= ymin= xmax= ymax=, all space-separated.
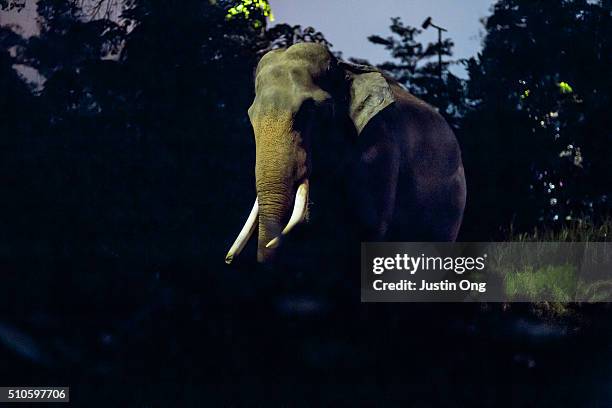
xmin=225 ymin=42 xmax=396 ymax=264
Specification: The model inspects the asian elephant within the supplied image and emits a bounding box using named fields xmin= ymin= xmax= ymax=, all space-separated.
xmin=225 ymin=42 xmax=466 ymax=264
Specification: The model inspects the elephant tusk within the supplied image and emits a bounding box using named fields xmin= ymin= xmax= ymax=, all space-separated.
xmin=225 ymin=198 xmax=259 ymax=264
xmin=266 ymin=180 xmax=309 ymax=249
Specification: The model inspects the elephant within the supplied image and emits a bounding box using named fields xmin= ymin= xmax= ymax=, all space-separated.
xmin=225 ymin=42 xmax=466 ymax=264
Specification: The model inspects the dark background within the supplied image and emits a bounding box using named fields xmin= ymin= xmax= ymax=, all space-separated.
xmin=1 ymin=0 xmax=612 ymax=405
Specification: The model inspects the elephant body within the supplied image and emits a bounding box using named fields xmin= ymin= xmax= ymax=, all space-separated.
xmin=352 ymin=80 xmax=466 ymax=242
xmin=226 ymin=42 xmax=466 ymax=264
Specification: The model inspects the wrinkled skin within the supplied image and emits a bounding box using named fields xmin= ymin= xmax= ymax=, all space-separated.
xmin=233 ymin=42 xmax=466 ymax=263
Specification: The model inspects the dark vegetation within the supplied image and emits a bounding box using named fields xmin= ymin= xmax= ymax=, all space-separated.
xmin=1 ymin=0 xmax=611 ymax=405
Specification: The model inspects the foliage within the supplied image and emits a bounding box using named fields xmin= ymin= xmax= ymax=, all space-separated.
xmin=498 ymin=218 xmax=612 ymax=319
xmin=504 ymin=264 xmax=576 ymax=302
xmin=511 ymin=217 xmax=612 ymax=242
xmin=0 ymin=0 xmax=25 ymax=11
xmin=462 ymin=0 xmax=612 ymax=238
xmin=225 ymin=0 xmax=273 ymax=29
xmin=0 ymin=0 xmax=275 ymax=328
xmin=263 ymin=23 xmax=331 ymax=51
xmin=368 ymin=17 xmax=466 ymax=127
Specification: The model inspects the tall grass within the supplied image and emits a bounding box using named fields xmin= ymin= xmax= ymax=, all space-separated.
xmin=509 ymin=217 xmax=611 ymax=242
xmin=500 ymin=218 xmax=612 ymax=318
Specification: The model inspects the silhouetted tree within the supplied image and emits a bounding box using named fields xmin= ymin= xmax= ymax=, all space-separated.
xmin=262 ymin=23 xmax=331 ymax=52
xmin=0 ymin=0 xmax=25 ymax=11
xmin=368 ymin=17 xmax=466 ymax=128
xmin=462 ymin=0 xmax=612 ymax=237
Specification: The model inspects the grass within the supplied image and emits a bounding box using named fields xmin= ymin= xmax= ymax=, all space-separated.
xmin=504 ymin=264 xmax=576 ymax=302
xmin=494 ymin=217 xmax=612 ymax=317
xmin=509 ymin=217 xmax=611 ymax=242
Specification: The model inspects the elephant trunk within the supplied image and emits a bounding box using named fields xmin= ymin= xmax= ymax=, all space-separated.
xmin=256 ymin=179 xmax=310 ymax=262
xmin=254 ymin=123 xmax=310 ymax=262
xmin=256 ymin=179 xmax=293 ymax=262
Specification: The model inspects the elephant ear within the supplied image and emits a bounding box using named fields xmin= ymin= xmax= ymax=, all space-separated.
xmin=340 ymin=61 xmax=395 ymax=135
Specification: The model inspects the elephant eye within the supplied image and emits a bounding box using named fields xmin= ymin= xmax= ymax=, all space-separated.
xmin=301 ymin=98 xmax=317 ymax=111
xmin=295 ymin=98 xmax=317 ymax=118
xmin=300 ymin=97 xmax=331 ymax=116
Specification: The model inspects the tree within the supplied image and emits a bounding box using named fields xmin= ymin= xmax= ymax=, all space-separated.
xmin=0 ymin=0 xmax=25 ymax=11
xmin=262 ymin=24 xmax=331 ymax=52
xmin=462 ymin=0 xmax=612 ymax=237
xmin=368 ymin=17 xmax=466 ymax=128
xmin=225 ymin=0 xmax=273 ymax=29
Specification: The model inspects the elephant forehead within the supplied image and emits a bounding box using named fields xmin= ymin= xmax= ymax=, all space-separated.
xmin=258 ymin=43 xmax=331 ymax=66
xmin=250 ymin=87 xmax=331 ymax=120
xmin=256 ymin=61 xmax=328 ymax=91
xmin=283 ymin=42 xmax=332 ymax=63
xmin=256 ymin=45 xmax=332 ymax=82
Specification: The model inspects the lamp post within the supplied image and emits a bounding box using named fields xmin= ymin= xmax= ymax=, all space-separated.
xmin=421 ymin=17 xmax=448 ymax=80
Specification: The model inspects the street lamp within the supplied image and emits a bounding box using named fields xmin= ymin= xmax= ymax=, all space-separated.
xmin=421 ymin=17 xmax=448 ymax=80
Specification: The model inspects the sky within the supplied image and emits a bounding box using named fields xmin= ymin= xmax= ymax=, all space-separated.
xmin=1 ymin=0 xmax=497 ymax=78
xmin=270 ymin=0 xmax=496 ymax=76
xmin=0 ymin=1 xmax=38 ymax=35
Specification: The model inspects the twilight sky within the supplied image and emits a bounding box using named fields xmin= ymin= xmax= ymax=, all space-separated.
xmin=270 ymin=0 xmax=496 ymax=76
xmin=1 ymin=0 xmax=497 ymax=77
